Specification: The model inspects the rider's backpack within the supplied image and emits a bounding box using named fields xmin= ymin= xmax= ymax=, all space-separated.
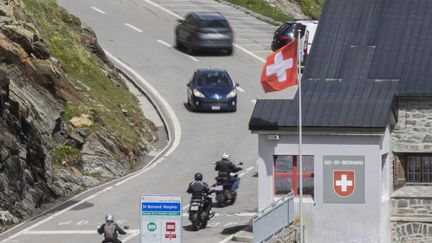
xmin=104 ymin=223 xmax=116 ymax=241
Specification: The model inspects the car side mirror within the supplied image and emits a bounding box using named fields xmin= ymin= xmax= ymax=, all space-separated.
xmin=177 ymin=19 xmax=184 ymax=24
xmin=236 ymin=83 xmax=240 ymax=87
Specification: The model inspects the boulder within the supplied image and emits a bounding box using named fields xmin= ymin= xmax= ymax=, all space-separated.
xmin=70 ymin=115 xmax=93 ymax=128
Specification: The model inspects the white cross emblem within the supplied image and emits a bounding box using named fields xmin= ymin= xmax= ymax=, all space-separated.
xmin=266 ymin=52 xmax=293 ymax=82
xmin=335 ymin=174 xmax=353 ymax=192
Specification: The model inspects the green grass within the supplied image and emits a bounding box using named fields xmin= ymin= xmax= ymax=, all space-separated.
xmin=298 ymin=0 xmax=324 ymax=20
xmin=51 ymin=145 xmax=81 ymax=164
xmin=22 ymin=0 xmax=150 ymax=150
xmin=221 ymin=0 xmax=293 ymax=22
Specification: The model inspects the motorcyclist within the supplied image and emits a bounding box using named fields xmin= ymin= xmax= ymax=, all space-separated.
xmin=187 ymin=172 xmax=214 ymax=216
xmin=97 ymin=213 xmax=126 ymax=243
xmin=215 ymin=153 xmax=242 ymax=192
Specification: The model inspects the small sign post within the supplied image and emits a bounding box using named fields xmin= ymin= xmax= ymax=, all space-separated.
xmin=140 ymin=195 xmax=182 ymax=243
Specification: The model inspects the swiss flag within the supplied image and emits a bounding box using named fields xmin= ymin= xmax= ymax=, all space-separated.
xmin=260 ymin=40 xmax=298 ymax=93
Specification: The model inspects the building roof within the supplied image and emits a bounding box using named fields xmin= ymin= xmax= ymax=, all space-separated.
xmin=249 ymin=0 xmax=432 ymax=131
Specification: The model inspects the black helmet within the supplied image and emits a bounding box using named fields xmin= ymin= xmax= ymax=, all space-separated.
xmin=194 ymin=172 xmax=203 ymax=181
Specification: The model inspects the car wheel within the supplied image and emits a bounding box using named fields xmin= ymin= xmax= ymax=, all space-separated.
xmin=225 ymin=47 xmax=233 ymax=56
xmin=187 ymin=41 xmax=195 ymax=55
xmin=176 ymin=37 xmax=182 ymax=49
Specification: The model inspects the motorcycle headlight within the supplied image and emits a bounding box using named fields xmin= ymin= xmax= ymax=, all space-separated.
xmin=193 ymin=89 xmax=205 ymax=98
xmin=226 ymin=90 xmax=237 ymax=98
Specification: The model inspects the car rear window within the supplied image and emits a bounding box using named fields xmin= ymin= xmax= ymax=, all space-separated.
xmin=198 ymin=19 xmax=229 ymax=28
xmin=197 ymin=71 xmax=232 ymax=87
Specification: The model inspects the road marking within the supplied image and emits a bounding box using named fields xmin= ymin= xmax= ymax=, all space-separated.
xmin=156 ymin=39 xmax=199 ymax=62
xmin=252 ymin=50 xmax=272 ymax=53
xmin=123 ymin=231 xmax=140 ymax=242
xmin=0 ymin=52 xmax=182 ymax=242
xmin=58 ymin=221 xmax=72 ymax=226
xmin=76 ymin=220 xmax=89 ymax=225
xmin=223 ymin=222 xmax=238 ymax=227
xmin=207 ymin=222 xmax=221 ymax=228
xmin=101 ymin=186 xmax=112 ymax=192
xmin=236 ymin=86 xmax=245 ymax=92
xmin=238 ymin=166 xmax=254 ymax=178
xmin=143 ymin=0 xmax=265 ymax=63
xmin=91 ymin=6 xmax=106 ymax=14
xmin=124 ymin=23 xmax=143 ymax=33
xmin=251 ymin=99 xmax=257 ymax=104
xmin=219 ymin=235 xmax=234 ymax=243
xmin=234 ymin=212 xmax=257 ymax=217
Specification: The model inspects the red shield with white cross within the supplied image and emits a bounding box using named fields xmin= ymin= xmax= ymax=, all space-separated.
xmin=333 ymin=170 xmax=355 ymax=197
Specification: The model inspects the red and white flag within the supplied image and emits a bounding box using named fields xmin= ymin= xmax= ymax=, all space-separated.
xmin=260 ymin=40 xmax=298 ymax=93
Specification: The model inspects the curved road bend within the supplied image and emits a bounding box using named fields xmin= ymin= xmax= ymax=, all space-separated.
xmin=1 ymin=0 xmax=297 ymax=242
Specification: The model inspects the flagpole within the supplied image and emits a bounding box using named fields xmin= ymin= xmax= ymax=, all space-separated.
xmin=297 ymin=29 xmax=304 ymax=243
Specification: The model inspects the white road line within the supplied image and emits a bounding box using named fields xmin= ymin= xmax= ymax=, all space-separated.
xmin=123 ymin=231 xmax=140 ymax=242
xmin=143 ymin=0 xmax=265 ymax=63
xmin=238 ymin=166 xmax=254 ymax=178
xmin=233 ymin=44 xmax=265 ymax=63
xmin=251 ymin=50 xmax=271 ymax=53
xmin=207 ymin=222 xmax=221 ymax=228
xmin=144 ymin=0 xmax=183 ymax=19
xmin=251 ymin=99 xmax=257 ymax=104
xmin=223 ymin=222 xmax=238 ymax=227
xmin=220 ymin=235 xmax=234 ymax=243
xmin=237 ymin=44 xmax=266 ymax=47
xmin=91 ymin=6 xmax=106 ymax=14
xmin=235 ymin=212 xmax=257 ymax=217
xmin=236 ymin=86 xmax=245 ymax=92
xmin=235 ymin=38 xmax=270 ymax=41
xmin=157 ymin=39 xmax=172 ymax=48
xmin=156 ymin=39 xmax=199 ymax=62
xmin=124 ymin=23 xmax=143 ymax=33
xmin=0 ymin=51 xmax=182 ymax=242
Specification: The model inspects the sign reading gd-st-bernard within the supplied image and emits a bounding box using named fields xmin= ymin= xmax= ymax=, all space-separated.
xmin=323 ymin=156 xmax=365 ymax=203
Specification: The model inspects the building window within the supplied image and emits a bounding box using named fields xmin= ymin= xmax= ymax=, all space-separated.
xmin=273 ymin=155 xmax=314 ymax=196
xmin=407 ymin=156 xmax=432 ymax=182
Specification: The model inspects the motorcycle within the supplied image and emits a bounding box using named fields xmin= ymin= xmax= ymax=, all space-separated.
xmin=214 ymin=163 xmax=243 ymax=207
xmin=188 ymin=195 xmax=214 ymax=231
xmin=96 ymin=224 xmax=128 ymax=243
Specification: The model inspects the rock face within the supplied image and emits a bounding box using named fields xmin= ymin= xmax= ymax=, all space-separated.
xmin=0 ymin=0 xmax=156 ymax=232
xmin=265 ymin=0 xmax=309 ymax=19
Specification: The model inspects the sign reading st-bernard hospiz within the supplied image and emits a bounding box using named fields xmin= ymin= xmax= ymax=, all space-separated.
xmin=140 ymin=195 xmax=182 ymax=243
xmin=323 ymin=156 xmax=365 ymax=203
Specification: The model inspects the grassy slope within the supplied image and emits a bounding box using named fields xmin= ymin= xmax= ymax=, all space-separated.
xmin=22 ymin=0 xmax=151 ymax=153
xmin=222 ymin=0 xmax=324 ymax=21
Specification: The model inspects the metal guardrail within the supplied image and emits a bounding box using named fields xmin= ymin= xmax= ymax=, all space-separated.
xmin=253 ymin=193 xmax=295 ymax=243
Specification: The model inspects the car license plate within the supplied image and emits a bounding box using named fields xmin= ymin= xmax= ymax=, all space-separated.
xmin=190 ymin=205 xmax=199 ymax=211
xmin=214 ymin=185 xmax=224 ymax=191
xmin=211 ymin=106 xmax=220 ymax=110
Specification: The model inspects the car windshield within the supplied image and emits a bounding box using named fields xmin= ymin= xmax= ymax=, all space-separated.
xmin=197 ymin=71 xmax=232 ymax=87
xmin=199 ymin=19 xmax=229 ymax=28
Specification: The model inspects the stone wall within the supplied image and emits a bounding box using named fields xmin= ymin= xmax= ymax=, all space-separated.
xmin=392 ymin=98 xmax=432 ymax=153
xmin=391 ymin=194 xmax=432 ymax=242
xmin=267 ymin=225 xmax=301 ymax=243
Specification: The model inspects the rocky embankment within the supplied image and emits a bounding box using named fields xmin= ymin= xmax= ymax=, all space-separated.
xmin=0 ymin=0 xmax=157 ymax=231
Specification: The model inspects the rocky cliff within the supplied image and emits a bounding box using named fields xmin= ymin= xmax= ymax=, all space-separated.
xmin=0 ymin=0 xmax=157 ymax=231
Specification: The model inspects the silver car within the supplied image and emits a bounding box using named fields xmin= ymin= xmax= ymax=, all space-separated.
xmin=175 ymin=12 xmax=234 ymax=55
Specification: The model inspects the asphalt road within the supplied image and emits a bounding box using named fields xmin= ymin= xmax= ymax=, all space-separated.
xmin=0 ymin=0 xmax=297 ymax=242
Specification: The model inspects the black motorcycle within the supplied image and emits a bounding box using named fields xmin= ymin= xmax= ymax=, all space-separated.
xmin=214 ymin=163 xmax=243 ymax=207
xmin=188 ymin=196 xmax=214 ymax=231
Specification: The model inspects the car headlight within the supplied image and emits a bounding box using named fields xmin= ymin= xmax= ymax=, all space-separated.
xmin=226 ymin=90 xmax=237 ymax=98
xmin=193 ymin=89 xmax=205 ymax=98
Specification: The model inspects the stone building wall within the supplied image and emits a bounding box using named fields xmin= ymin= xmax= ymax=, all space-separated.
xmin=391 ymin=97 xmax=432 ymax=242
xmin=392 ymin=98 xmax=432 ymax=153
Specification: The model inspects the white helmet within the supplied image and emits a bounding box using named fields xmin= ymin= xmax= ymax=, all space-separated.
xmin=221 ymin=153 xmax=230 ymax=160
xmin=105 ymin=213 xmax=114 ymax=222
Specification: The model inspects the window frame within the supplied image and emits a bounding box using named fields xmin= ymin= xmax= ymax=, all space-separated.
xmin=406 ymin=155 xmax=432 ymax=183
xmin=273 ymin=155 xmax=314 ymax=197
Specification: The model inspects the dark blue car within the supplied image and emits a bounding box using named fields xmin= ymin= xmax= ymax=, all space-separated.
xmin=187 ymin=68 xmax=238 ymax=112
